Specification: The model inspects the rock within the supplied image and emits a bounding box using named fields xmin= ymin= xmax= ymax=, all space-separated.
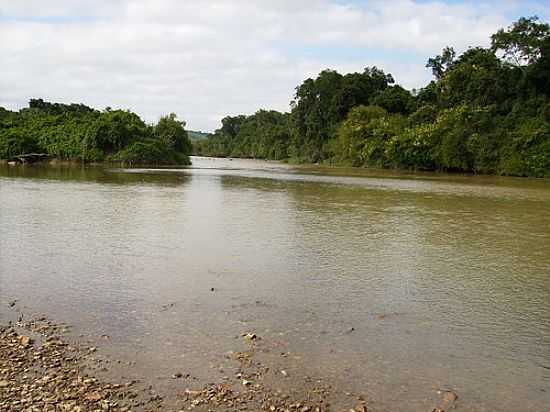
xmin=0 ymin=317 xmax=169 ymax=411
xmin=355 ymin=401 xmax=368 ymax=412
xmin=19 ymin=335 xmax=32 ymax=347
xmin=184 ymin=389 xmax=203 ymax=397
xmin=172 ymin=372 xmax=183 ymax=379
xmin=243 ymin=332 xmax=257 ymax=340
xmin=442 ymin=391 xmax=458 ymax=403
xmin=433 ymin=389 xmax=458 ymax=412
xmin=160 ymin=303 xmax=176 ymax=311
xmin=85 ymin=391 xmax=102 ymax=402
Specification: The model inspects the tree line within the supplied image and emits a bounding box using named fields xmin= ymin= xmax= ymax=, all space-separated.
xmin=0 ymin=99 xmax=192 ymax=165
xmin=196 ymin=17 xmax=550 ymax=177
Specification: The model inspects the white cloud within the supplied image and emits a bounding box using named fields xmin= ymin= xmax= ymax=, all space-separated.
xmin=0 ymin=0 xmax=546 ymax=130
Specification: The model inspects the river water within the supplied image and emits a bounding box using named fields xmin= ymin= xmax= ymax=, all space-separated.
xmin=1 ymin=156 xmax=550 ymax=411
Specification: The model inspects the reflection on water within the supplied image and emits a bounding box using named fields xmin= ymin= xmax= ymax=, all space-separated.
xmin=1 ymin=157 xmax=550 ymax=412
xmin=0 ymin=163 xmax=190 ymax=186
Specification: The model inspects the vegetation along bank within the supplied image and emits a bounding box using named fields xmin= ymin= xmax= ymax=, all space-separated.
xmin=0 ymin=100 xmax=192 ymax=166
xmin=2 ymin=17 xmax=550 ymax=176
xmin=194 ymin=17 xmax=550 ymax=177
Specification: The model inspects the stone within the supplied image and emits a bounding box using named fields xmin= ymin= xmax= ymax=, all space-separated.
xmin=19 ymin=336 xmax=32 ymax=347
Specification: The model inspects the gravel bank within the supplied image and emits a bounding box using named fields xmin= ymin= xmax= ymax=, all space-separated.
xmin=0 ymin=315 xmax=355 ymax=412
xmin=0 ymin=310 xmax=456 ymax=412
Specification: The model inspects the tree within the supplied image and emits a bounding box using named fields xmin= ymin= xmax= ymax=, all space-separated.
xmin=220 ymin=115 xmax=247 ymax=139
xmin=371 ymin=85 xmax=416 ymax=115
xmin=197 ymin=110 xmax=290 ymax=160
xmin=154 ymin=113 xmax=192 ymax=154
xmin=427 ymin=46 xmax=456 ymax=79
xmin=528 ymin=37 xmax=550 ymax=95
xmin=93 ymin=110 xmax=148 ymax=153
xmin=438 ymin=47 xmax=511 ymax=107
xmin=289 ymin=67 xmax=394 ymax=162
xmin=491 ymin=16 xmax=550 ymax=66
xmin=0 ymin=100 xmax=191 ymax=165
xmin=195 ymin=16 xmax=550 ymax=177
xmin=334 ymin=105 xmax=388 ymax=165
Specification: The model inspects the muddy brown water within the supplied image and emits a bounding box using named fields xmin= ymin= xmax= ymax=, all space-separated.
xmin=1 ymin=156 xmax=550 ymax=411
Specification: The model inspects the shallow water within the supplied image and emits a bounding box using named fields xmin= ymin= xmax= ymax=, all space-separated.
xmin=1 ymin=157 xmax=550 ymax=411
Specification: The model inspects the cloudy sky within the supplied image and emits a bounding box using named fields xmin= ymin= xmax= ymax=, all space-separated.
xmin=1 ymin=1 xmax=549 ymax=131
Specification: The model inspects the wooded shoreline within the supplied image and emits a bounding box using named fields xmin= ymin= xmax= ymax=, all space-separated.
xmin=3 ymin=17 xmax=550 ymax=177
xmin=194 ymin=17 xmax=550 ymax=178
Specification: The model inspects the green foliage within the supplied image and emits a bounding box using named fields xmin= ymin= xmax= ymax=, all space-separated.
xmin=371 ymin=85 xmax=416 ymax=115
xmin=499 ymin=116 xmax=550 ymax=177
xmin=108 ymin=139 xmax=190 ymax=165
xmin=91 ymin=110 xmax=149 ymax=154
xmin=416 ymin=81 xmax=440 ymax=107
xmin=408 ymin=105 xmax=438 ymax=125
xmin=426 ymin=46 xmax=456 ymax=80
xmin=288 ymin=67 xmax=394 ymax=162
xmin=198 ymin=110 xmax=290 ymax=160
xmin=332 ymin=105 xmax=390 ymax=165
xmin=5 ymin=16 xmax=550 ymax=178
xmin=385 ymin=123 xmax=436 ymax=170
xmin=438 ymin=47 xmax=513 ymax=107
xmin=188 ymin=130 xmax=211 ymax=140
xmin=154 ymin=113 xmax=192 ymax=154
xmin=491 ymin=16 xmax=550 ymax=66
xmin=0 ymin=127 xmax=40 ymax=159
xmin=429 ymin=106 xmax=494 ymax=172
xmin=197 ymin=16 xmax=550 ymax=178
xmin=0 ymin=101 xmax=192 ymax=165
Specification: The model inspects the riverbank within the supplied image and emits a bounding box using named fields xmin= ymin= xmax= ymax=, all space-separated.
xmin=0 ymin=303 xmax=460 ymax=412
xmin=0 ymin=314 xmax=162 ymax=411
xmin=0 ymin=316 xmax=333 ymax=412
xmin=0 ymin=302 xmax=367 ymax=412
xmin=192 ymin=153 xmax=550 ymax=179
xmin=0 ymin=157 xmax=191 ymax=168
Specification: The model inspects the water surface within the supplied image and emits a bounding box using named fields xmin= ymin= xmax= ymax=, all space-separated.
xmin=1 ymin=157 xmax=550 ymax=411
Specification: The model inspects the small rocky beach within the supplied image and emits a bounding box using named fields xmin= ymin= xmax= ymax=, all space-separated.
xmin=0 ymin=301 xmax=359 ymax=412
xmin=0 ymin=301 xmax=459 ymax=412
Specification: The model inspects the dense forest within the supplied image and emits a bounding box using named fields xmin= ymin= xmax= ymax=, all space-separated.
xmin=2 ymin=17 xmax=549 ymax=175
xmin=188 ymin=130 xmax=212 ymax=141
xmin=196 ymin=17 xmax=550 ymax=177
xmin=0 ymin=100 xmax=192 ymax=165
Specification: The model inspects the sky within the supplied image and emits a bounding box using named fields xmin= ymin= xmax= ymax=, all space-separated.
xmin=1 ymin=1 xmax=549 ymax=131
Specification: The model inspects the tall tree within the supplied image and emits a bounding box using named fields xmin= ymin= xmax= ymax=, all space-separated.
xmin=426 ymin=47 xmax=456 ymax=79
xmin=491 ymin=16 xmax=550 ymax=66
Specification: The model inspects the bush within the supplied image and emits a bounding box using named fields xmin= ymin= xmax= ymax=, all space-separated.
xmin=499 ymin=117 xmax=550 ymax=177
xmin=0 ymin=100 xmax=192 ymax=165
xmin=109 ymin=140 xmax=191 ymax=165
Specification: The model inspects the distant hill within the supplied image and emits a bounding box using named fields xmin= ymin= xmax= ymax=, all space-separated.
xmin=188 ymin=130 xmax=211 ymax=140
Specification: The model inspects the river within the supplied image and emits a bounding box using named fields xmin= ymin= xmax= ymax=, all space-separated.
xmin=1 ymin=156 xmax=550 ymax=411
